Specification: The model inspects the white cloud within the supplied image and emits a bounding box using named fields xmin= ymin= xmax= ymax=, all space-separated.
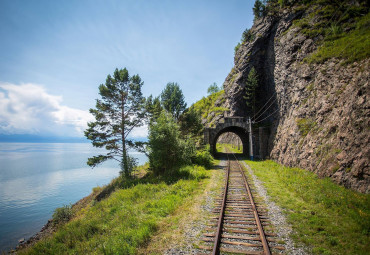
xmin=0 ymin=82 xmax=94 ymax=136
xmin=130 ymin=124 xmax=148 ymax=139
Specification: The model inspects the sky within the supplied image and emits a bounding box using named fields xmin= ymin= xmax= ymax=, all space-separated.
xmin=0 ymin=0 xmax=254 ymax=139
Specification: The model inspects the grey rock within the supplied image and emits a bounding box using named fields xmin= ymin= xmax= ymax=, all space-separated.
xmin=203 ymin=7 xmax=370 ymax=193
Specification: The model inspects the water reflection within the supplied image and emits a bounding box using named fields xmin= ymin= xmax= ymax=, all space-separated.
xmin=0 ymin=143 xmax=147 ymax=252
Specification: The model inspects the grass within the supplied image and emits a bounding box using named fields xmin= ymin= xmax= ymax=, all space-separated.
xmin=296 ymin=118 xmax=317 ymax=137
xmin=306 ymin=9 xmax=370 ymax=64
xmin=138 ymin=166 xmax=224 ymax=254
xmin=191 ymin=90 xmax=228 ymax=128
xmin=277 ymin=0 xmax=369 ymax=65
xmin=218 ymin=143 xmax=243 ymax=154
xmin=20 ymin=165 xmax=210 ymax=255
xmin=244 ymin=160 xmax=370 ymax=255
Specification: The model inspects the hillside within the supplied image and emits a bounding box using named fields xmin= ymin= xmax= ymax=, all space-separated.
xmin=198 ymin=0 xmax=369 ymax=193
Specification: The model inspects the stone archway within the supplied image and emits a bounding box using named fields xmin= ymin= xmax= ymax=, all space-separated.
xmin=204 ymin=117 xmax=250 ymax=157
xmin=212 ymin=126 xmax=249 ymax=156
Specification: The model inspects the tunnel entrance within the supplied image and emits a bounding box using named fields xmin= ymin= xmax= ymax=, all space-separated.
xmin=213 ymin=127 xmax=249 ymax=157
xmin=204 ymin=117 xmax=250 ymax=158
xmin=216 ymin=132 xmax=244 ymax=154
xmin=204 ymin=116 xmax=270 ymax=159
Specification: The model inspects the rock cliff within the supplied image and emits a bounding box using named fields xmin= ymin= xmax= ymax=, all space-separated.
xmin=210 ymin=1 xmax=369 ymax=193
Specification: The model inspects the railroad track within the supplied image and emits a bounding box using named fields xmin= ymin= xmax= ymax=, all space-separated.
xmin=199 ymin=151 xmax=285 ymax=255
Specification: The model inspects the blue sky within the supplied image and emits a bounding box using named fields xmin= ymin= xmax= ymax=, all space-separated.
xmin=0 ymin=0 xmax=254 ymax=138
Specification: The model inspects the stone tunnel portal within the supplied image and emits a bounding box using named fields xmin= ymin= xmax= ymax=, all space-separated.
xmin=212 ymin=126 xmax=249 ymax=156
xmin=204 ymin=117 xmax=250 ymax=157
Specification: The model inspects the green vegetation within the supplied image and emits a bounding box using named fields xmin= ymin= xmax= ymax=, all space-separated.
xmin=85 ymin=68 xmax=146 ymax=177
xmin=244 ymin=160 xmax=370 ymax=255
xmin=52 ymin=205 xmax=73 ymax=226
xmin=234 ymin=42 xmax=241 ymax=54
xmin=31 ymin=71 xmax=217 ymax=254
xmin=178 ymin=107 xmax=203 ymax=140
xmin=21 ymin=165 xmax=209 ymax=255
xmin=207 ymin=82 xmax=220 ymax=95
xmin=191 ymin=147 xmax=213 ymax=169
xmin=138 ymin=166 xmax=224 ymax=254
xmin=246 ymin=0 xmax=369 ymax=65
xmin=242 ymin=28 xmax=255 ymax=43
xmin=160 ymin=82 xmax=187 ymax=120
xmin=145 ymin=95 xmax=163 ymax=124
xmin=281 ymin=0 xmax=370 ymax=65
xmin=244 ymin=67 xmax=259 ymax=116
xmin=234 ymin=27 xmax=256 ymax=54
xmin=222 ymin=144 xmax=369 ymax=254
xmin=191 ymin=90 xmax=228 ymax=127
xmin=296 ymin=118 xmax=316 ymax=137
xmin=148 ymin=111 xmax=193 ymax=175
xmin=308 ymin=12 xmax=370 ymax=64
xmin=253 ymin=0 xmax=267 ymax=19
xmin=220 ymin=143 xmax=243 ymax=154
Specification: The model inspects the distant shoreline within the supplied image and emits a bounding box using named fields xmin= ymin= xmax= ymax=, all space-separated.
xmin=0 ymin=135 xmax=148 ymax=143
xmin=0 ymin=135 xmax=89 ymax=143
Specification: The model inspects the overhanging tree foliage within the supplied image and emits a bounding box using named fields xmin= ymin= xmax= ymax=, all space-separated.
xmin=84 ymin=68 xmax=146 ymax=177
xmin=160 ymin=82 xmax=187 ymax=120
xmin=244 ymin=67 xmax=259 ymax=116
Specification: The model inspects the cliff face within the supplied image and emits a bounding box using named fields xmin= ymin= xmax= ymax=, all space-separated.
xmin=217 ymin=2 xmax=369 ymax=193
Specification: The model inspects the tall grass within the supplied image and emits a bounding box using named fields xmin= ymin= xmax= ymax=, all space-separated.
xmin=21 ymin=165 xmax=209 ymax=255
xmin=246 ymin=160 xmax=370 ymax=255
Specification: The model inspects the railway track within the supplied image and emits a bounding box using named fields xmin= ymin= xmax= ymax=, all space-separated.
xmin=199 ymin=151 xmax=285 ymax=255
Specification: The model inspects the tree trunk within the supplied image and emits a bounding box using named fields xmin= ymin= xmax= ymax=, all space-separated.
xmin=121 ymin=93 xmax=129 ymax=177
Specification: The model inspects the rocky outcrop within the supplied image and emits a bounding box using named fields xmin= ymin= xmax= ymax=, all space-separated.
xmin=210 ymin=4 xmax=369 ymax=193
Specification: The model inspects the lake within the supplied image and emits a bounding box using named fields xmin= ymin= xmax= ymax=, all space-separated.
xmin=0 ymin=143 xmax=147 ymax=253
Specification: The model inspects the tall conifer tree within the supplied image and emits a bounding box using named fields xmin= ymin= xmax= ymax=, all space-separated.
xmin=85 ymin=68 xmax=146 ymax=177
xmin=244 ymin=67 xmax=259 ymax=116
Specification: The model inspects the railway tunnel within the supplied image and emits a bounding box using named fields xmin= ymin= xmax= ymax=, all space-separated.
xmin=213 ymin=126 xmax=249 ymax=156
xmin=204 ymin=116 xmax=269 ymax=159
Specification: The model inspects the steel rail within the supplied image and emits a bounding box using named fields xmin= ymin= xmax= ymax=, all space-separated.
xmin=212 ymin=154 xmax=230 ymax=255
xmin=232 ymin=153 xmax=271 ymax=255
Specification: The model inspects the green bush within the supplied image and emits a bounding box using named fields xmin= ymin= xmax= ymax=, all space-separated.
xmin=242 ymin=28 xmax=255 ymax=43
xmin=191 ymin=149 xmax=213 ymax=169
xmin=52 ymin=205 xmax=73 ymax=225
xmin=148 ymin=111 xmax=194 ymax=175
xmin=174 ymin=165 xmax=208 ymax=181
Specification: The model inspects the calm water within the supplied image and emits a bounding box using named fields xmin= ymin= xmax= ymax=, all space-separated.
xmin=0 ymin=143 xmax=147 ymax=252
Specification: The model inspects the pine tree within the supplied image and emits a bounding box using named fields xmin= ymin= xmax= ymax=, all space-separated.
xmin=253 ymin=0 xmax=266 ymax=19
xmin=84 ymin=68 xmax=146 ymax=177
xmin=145 ymin=95 xmax=163 ymax=124
xmin=160 ymin=82 xmax=187 ymax=120
xmin=244 ymin=67 xmax=259 ymax=116
xmin=207 ymin=82 xmax=220 ymax=95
